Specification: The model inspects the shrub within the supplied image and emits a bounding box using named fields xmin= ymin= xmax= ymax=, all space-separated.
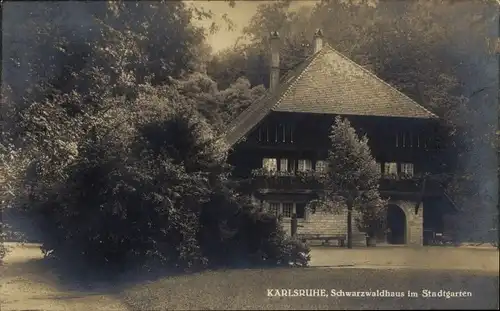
xmin=198 ymin=189 xmax=311 ymax=268
xmin=20 ymin=100 xmax=310 ymax=273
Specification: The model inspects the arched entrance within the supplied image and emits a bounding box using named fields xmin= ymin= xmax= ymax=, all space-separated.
xmin=387 ymin=205 xmax=406 ymax=244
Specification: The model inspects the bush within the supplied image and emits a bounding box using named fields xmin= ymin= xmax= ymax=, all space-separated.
xmin=20 ymin=102 xmax=310 ymax=273
xmin=198 ymin=194 xmax=310 ymax=268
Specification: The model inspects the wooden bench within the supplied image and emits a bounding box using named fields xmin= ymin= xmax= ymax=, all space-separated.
xmin=297 ymin=234 xmax=347 ymax=247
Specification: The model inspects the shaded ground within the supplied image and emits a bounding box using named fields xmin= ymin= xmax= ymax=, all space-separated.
xmin=1 ymin=243 xmax=498 ymax=310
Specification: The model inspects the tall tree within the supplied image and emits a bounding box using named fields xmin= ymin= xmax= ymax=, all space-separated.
xmin=312 ymin=117 xmax=386 ymax=248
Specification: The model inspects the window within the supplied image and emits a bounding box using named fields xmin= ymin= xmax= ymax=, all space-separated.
xmin=396 ymin=131 xmax=412 ymax=148
xmin=296 ymin=203 xmax=306 ymax=219
xmin=267 ymin=202 xmax=306 ymax=219
xmin=414 ymin=133 xmax=420 ymax=148
xmin=286 ymin=124 xmax=294 ymax=143
xmin=259 ymin=125 xmax=270 ymax=142
xmin=404 ymin=131 xmax=412 ymax=148
xmin=401 ymin=163 xmax=414 ymax=177
xmin=279 ymin=158 xmax=288 ymax=172
xmin=282 ymin=203 xmax=294 ymax=218
xmin=269 ymin=202 xmax=280 ymax=216
xmin=315 ymin=160 xmax=328 ymax=173
xmin=263 ymin=158 xmax=277 ymax=171
xmin=277 ymin=124 xmax=285 ymax=142
xmin=384 ymin=162 xmax=398 ymax=175
xmin=298 ymin=159 xmax=312 ymax=172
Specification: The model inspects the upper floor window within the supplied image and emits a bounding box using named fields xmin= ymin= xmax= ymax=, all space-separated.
xmin=277 ymin=124 xmax=285 ymax=143
xmin=279 ymin=158 xmax=288 ymax=172
xmin=381 ymin=162 xmax=415 ymax=178
xmin=258 ymin=122 xmax=294 ymax=143
xmin=277 ymin=123 xmax=294 ymax=143
xmin=262 ymin=158 xmax=277 ymax=171
xmin=396 ymin=131 xmax=413 ymax=148
xmin=258 ymin=125 xmax=270 ymax=142
xmin=298 ymin=159 xmax=312 ymax=172
xmin=315 ymin=160 xmax=328 ymax=173
xmin=384 ymin=162 xmax=398 ymax=175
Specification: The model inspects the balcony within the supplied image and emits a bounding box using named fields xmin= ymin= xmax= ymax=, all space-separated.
xmin=250 ymin=169 xmax=443 ymax=196
xmin=250 ymin=169 xmax=324 ymax=192
xmin=379 ymin=174 xmax=443 ymax=196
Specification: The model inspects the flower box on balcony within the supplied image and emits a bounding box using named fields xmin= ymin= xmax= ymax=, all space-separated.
xmin=251 ymin=169 xmax=325 ymax=190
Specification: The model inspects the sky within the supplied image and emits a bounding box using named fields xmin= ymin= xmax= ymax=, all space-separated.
xmin=187 ymin=1 xmax=319 ymax=54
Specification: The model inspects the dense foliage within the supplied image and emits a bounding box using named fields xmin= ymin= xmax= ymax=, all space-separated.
xmin=1 ymin=1 xmax=306 ymax=268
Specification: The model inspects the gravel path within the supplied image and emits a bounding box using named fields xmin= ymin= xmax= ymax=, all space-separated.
xmin=309 ymin=245 xmax=499 ymax=272
xmin=1 ymin=243 xmax=498 ymax=310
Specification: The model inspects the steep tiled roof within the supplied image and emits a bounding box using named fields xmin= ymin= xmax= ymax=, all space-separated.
xmin=224 ymin=43 xmax=437 ymax=147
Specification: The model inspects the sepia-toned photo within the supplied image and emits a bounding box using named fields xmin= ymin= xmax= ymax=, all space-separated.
xmin=1 ymin=1 xmax=498 ymax=309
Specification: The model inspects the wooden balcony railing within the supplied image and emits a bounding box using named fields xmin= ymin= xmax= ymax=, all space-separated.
xmin=250 ymin=169 xmax=444 ymax=195
xmin=250 ymin=169 xmax=324 ymax=190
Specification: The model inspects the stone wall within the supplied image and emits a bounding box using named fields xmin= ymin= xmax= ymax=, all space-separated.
xmin=280 ymin=209 xmax=366 ymax=246
xmin=266 ymin=198 xmax=424 ymax=247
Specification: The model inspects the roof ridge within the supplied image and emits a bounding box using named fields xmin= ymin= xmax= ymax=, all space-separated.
xmin=322 ymin=43 xmax=437 ymax=118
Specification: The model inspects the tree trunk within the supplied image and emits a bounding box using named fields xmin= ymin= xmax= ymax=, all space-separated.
xmin=347 ymin=202 xmax=353 ymax=249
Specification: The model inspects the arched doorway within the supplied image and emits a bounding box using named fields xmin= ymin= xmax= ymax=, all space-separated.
xmin=387 ymin=205 xmax=406 ymax=244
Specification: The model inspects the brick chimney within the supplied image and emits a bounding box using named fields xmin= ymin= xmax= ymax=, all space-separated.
xmin=269 ymin=31 xmax=280 ymax=93
xmin=313 ymin=29 xmax=323 ymax=54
